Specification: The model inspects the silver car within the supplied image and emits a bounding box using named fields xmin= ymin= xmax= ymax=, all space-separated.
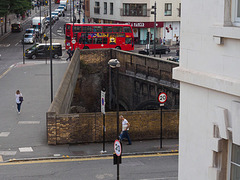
xmin=24 ymin=33 xmax=36 ymax=44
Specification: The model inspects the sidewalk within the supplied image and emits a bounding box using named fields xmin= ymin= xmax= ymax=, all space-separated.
xmin=0 ymin=59 xmax=178 ymax=163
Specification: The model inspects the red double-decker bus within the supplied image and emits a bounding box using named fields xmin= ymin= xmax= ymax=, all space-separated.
xmin=65 ymin=23 xmax=134 ymax=51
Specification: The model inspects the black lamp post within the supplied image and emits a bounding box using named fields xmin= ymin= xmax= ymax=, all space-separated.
xmin=49 ymin=0 xmax=53 ymax=102
xmin=108 ymin=59 xmax=120 ymax=180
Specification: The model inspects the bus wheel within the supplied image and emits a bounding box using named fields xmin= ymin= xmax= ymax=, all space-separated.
xmin=54 ymin=54 xmax=59 ymax=59
xmin=83 ymin=46 xmax=89 ymax=49
xmin=32 ymin=55 xmax=36 ymax=59
xmin=115 ymin=46 xmax=121 ymax=50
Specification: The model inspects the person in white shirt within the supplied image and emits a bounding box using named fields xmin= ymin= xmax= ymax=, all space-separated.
xmin=15 ymin=90 xmax=23 ymax=114
xmin=119 ymin=115 xmax=132 ymax=145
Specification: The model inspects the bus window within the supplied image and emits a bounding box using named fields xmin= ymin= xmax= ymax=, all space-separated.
xmin=103 ymin=38 xmax=107 ymax=44
xmin=125 ymin=38 xmax=132 ymax=44
xmin=113 ymin=26 xmax=122 ymax=32
xmin=123 ymin=26 xmax=132 ymax=33
xmin=93 ymin=38 xmax=102 ymax=44
xmin=66 ymin=25 xmax=71 ymax=30
xmin=82 ymin=26 xmax=92 ymax=32
xmin=66 ymin=35 xmax=71 ymax=40
xmin=103 ymin=26 xmax=112 ymax=32
xmin=73 ymin=26 xmax=81 ymax=32
xmin=93 ymin=26 xmax=102 ymax=32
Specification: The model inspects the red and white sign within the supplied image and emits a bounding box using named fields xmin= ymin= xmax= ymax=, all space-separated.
xmin=158 ymin=92 xmax=167 ymax=103
xmin=114 ymin=140 xmax=122 ymax=156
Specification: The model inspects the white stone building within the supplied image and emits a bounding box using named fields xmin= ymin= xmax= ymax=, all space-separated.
xmin=173 ymin=0 xmax=240 ymax=179
xmin=88 ymin=0 xmax=181 ymax=44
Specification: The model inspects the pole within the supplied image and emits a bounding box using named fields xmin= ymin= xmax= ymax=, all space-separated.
xmin=103 ymin=113 xmax=105 ymax=151
xmin=73 ymin=0 xmax=75 ymax=50
xmin=22 ymin=35 xmax=25 ymax=64
xmin=160 ymin=104 xmax=163 ymax=148
xmin=70 ymin=0 xmax=72 ymax=22
xmin=83 ymin=0 xmax=85 ymax=23
xmin=49 ymin=0 xmax=53 ymax=102
xmin=153 ymin=1 xmax=156 ymax=57
xmin=40 ymin=1 xmax=41 ymax=40
xmin=116 ymin=67 xmax=120 ymax=180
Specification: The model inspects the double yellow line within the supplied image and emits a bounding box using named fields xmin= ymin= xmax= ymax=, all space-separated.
xmin=1 ymin=153 xmax=178 ymax=166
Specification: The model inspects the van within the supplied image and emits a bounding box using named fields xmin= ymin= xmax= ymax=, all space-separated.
xmin=11 ymin=22 xmax=23 ymax=32
xmin=32 ymin=17 xmax=46 ymax=35
xmin=25 ymin=43 xmax=62 ymax=59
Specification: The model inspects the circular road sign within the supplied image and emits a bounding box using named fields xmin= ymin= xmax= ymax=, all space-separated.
xmin=158 ymin=92 xmax=167 ymax=103
xmin=72 ymin=39 xmax=76 ymax=44
xmin=114 ymin=139 xmax=122 ymax=156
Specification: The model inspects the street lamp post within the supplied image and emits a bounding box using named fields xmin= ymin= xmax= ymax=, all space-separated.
xmin=151 ymin=2 xmax=157 ymax=57
xmin=108 ymin=59 xmax=120 ymax=180
xmin=49 ymin=0 xmax=53 ymax=102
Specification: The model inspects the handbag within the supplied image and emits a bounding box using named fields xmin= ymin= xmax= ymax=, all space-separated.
xmin=19 ymin=96 xmax=24 ymax=102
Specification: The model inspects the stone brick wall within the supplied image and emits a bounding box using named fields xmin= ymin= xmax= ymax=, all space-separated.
xmin=48 ymin=110 xmax=179 ymax=145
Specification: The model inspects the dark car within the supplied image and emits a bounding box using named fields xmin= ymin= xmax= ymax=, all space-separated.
xmin=25 ymin=43 xmax=62 ymax=59
xmin=138 ymin=45 xmax=170 ymax=55
xmin=11 ymin=22 xmax=23 ymax=32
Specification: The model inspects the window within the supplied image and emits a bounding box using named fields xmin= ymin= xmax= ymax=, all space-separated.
xmin=93 ymin=26 xmax=102 ymax=32
xmin=73 ymin=26 xmax=81 ymax=32
xmin=93 ymin=38 xmax=102 ymax=44
xmin=104 ymin=2 xmax=107 ymax=14
xmin=125 ymin=38 xmax=132 ymax=44
xmin=165 ymin=3 xmax=172 ymax=16
xmin=110 ymin=3 xmax=113 ymax=15
xmin=123 ymin=26 xmax=132 ymax=33
xmin=113 ymin=26 xmax=122 ymax=32
xmin=82 ymin=26 xmax=92 ymax=32
xmin=103 ymin=26 xmax=112 ymax=32
xmin=103 ymin=38 xmax=107 ymax=44
xmin=123 ymin=4 xmax=147 ymax=16
xmin=230 ymin=143 xmax=240 ymax=179
xmin=232 ymin=0 xmax=240 ymax=25
xmin=94 ymin=2 xmax=100 ymax=14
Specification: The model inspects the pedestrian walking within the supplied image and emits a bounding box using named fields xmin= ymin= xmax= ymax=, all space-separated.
xmin=159 ymin=37 xmax=162 ymax=45
xmin=15 ymin=90 xmax=23 ymax=114
xmin=66 ymin=47 xmax=73 ymax=61
xmin=163 ymin=37 xmax=166 ymax=45
xmin=119 ymin=115 xmax=132 ymax=145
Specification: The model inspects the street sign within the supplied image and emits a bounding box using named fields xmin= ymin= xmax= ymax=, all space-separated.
xmin=101 ymin=90 xmax=105 ymax=114
xmin=158 ymin=92 xmax=167 ymax=103
xmin=72 ymin=39 xmax=76 ymax=44
xmin=114 ymin=139 xmax=122 ymax=156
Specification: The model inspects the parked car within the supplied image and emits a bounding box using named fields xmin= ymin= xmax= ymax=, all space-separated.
xmin=138 ymin=45 xmax=170 ymax=55
xmin=11 ymin=22 xmax=23 ymax=32
xmin=25 ymin=43 xmax=62 ymax=59
xmin=23 ymin=33 xmax=36 ymax=44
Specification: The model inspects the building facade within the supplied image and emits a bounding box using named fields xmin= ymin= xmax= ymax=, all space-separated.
xmin=88 ymin=0 xmax=181 ymax=44
xmin=173 ymin=0 xmax=240 ymax=179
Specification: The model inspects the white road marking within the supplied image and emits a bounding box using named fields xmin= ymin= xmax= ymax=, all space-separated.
xmin=18 ymin=121 xmax=40 ymax=124
xmin=140 ymin=177 xmax=178 ymax=180
xmin=0 ymin=151 xmax=17 ymax=155
xmin=19 ymin=147 xmax=33 ymax=152
xmin=0 ymin=132 xmax=10 ymax=137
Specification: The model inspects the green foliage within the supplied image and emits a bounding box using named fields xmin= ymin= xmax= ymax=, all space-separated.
xmin=0 ymin=0 xmax=31 ymax=17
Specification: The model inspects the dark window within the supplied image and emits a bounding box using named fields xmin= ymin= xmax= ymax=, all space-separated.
xmin=93 ymin=26 xmax=102 ymax=32
xmin=125 ymin=38 xmax=132 ymax=44
xmin=104 ymin=2 xmax=107 ymax=14
xmin=113 ymin=26 xmax=122 ymax=32
xmin=103 ymin=38 xmax=107 ymax=44
xmin=123 ymin=4 xmax=147 ymax=16
xmin=93 ymin=38 xmax=103 ymax=44
xmin=110 ymin=3 xmax=113 ymax=15
xmin=73 ymin=26 xmax=81 ymax=32
xmin=66 ymin=35 xmax=71 ymax=40
xmin=82 ymin=26 xmax=92 ymax=32
xmin=66 ymin=25 xmax=71 ymax=30
xmin=123 ymin=26 xmax=132 ymax=33
xmin=103 ymin=26 xmax=112 ymax=32
xmin=94 ymin=1 xmax=100 ymax=14
xmin=165 ymin=3 xmax=172 ymax=16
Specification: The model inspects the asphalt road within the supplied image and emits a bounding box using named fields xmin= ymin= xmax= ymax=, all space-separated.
xmin=0 ymin=2 xmax=67 ymax=76
xmin=0 ymin=154 xmax=178 ymax=180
